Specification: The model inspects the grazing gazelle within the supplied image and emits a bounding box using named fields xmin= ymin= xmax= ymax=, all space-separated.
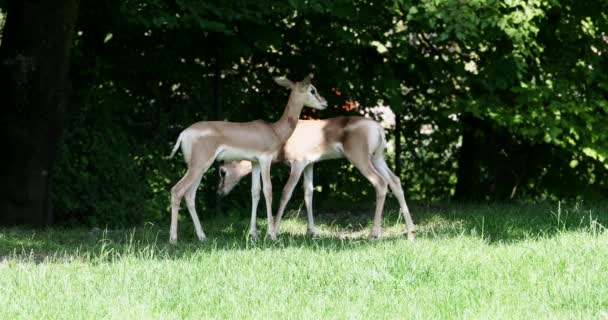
xmin=218 ymin=116 xmax=416 ymax=240
xmin=167 ymin=74 xmax=327 ymax=243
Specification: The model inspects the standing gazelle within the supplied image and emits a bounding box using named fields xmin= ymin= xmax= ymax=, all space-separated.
xmin=167 ymin=74 xmax=327 ymax=243
xmin=218 ymin=116 xmax=416 ymax=241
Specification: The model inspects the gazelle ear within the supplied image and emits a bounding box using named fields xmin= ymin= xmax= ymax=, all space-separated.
xmin=301 ymin=73 xmax=314 ymax=85
xmin=274 ymin=76 xmax=294 ymax=89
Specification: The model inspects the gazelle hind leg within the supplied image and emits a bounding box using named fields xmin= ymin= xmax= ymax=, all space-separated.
xmin=343 ymin=148 xmax=388 ymax=239
xmin=373 ymin=156 xmax=416 ymax=241
xmin=170 ymin=171 xmax=189 ymax=243
xmin=184 ymin=174 xmax=207 ymax=241
xmin=169 ymin=141 xmax=217 ymax=243
xmin=170 ymin=167 xmax=209 ymax=243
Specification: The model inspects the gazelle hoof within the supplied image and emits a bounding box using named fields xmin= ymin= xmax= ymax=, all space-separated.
xmin=249 ymin=232 xmax=258 ymax=241
xmin=169 ymin=236 xmax=178 ymax=244
xmin=407 ymin=229 xmax=416 ymax=242
xmin=306 ymin=228 xmax=317 ymax=237
xmin=368 ymin=233 xmax=380 ymax=240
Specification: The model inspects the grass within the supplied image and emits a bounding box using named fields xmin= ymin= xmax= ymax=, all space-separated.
xmin=1 ymin=201 xmax=608 ymax=319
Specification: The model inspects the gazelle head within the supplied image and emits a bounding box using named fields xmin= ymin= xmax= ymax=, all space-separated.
xmin=274 ymin=73 xmax=328 ymax=110
xmin=218 ymin=160 xmax=253 ymax=196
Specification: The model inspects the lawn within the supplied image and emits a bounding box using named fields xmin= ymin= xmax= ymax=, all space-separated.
xmin=1 ymin=202 xmax=607 ymax=319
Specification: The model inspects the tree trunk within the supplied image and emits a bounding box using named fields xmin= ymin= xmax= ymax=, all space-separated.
xmin=454 ymin=114 xmax=480 ymax=200
xmin=0 ymin=0 xmax=79 ymax=225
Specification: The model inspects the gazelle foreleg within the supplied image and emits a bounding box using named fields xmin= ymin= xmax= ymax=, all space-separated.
xmin=373 ymin=156 xmax=416 ymax=241
xmin=249 ymin=163 xmax=261 ymax=240
xmin=273 ymin=161 xmax=307 ymax=236
xmin=258 ymin=156 xmax=277 ymax=240
xmin=302 ymin=163 xmax=316 ymax=236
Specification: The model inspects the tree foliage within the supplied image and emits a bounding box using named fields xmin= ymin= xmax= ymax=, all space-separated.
xmin=1 ymin=0 xmax=606 ymax=226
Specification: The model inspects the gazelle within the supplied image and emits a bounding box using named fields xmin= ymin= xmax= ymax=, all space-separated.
xmin=218 ymin=116 xmax=416 ymax=240
xmin=167 ymin=74 xmax=327 ymax=243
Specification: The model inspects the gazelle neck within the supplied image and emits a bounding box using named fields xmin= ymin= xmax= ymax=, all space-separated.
xmin=272 ymin=90 xmax=304 ymax=142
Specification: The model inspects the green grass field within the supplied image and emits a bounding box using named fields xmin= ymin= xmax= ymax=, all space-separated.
xmin=1 ymin=202 xmax=607 ymax=319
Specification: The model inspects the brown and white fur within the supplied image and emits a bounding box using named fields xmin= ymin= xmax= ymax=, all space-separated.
xmin=218 ymin=117 xmax=416 ymax=240
xmin=167 ymin=74 xmax=327 ymax=243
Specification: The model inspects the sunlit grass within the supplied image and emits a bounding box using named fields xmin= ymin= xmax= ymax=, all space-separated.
xmin=1 ymin=202 xmax=607 ymax=319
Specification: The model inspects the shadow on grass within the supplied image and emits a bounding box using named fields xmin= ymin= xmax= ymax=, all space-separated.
xmin=408 ymin=201 xmax=608 ymax=243
xmin=285 ymin=200 xmax=608 ymax=242
xmin=0 ymin=225 xmax=406 ymax=264
xmin=1 ymin=201 xmax=606 ymax=262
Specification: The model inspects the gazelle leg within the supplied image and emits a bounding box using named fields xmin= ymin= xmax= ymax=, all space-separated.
xmin=170 ymin=169 xmax=196 ymax=243
xmin=373 ymin=156 xmax=416 ymax=241
xmin=170 ymin=156 xmax=215 ymax=243
xmin=274 ymin=161 xmax=307 ymax=236
xmin=249 ymin=163 xmax=261 ymax=240
xmin=344 ymin=149 xmax=388 ymax=240
xmin=259 ymin=157 xmax=276 ymax=240
xmin=302 ymin=163 xmax=316 ymax=236
xmin=184 ymin=174 xmax=206 ymax=241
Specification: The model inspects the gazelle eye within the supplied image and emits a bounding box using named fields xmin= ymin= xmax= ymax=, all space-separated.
xmin=311 ymin=88 xmax=316 ymax=95
xmin=219 ymin=169 xmax=226 ymax=178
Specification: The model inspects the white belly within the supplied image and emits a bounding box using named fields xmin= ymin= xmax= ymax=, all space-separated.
xmin=317 ymin=143 xmax=345 ymax=160
xmin=292 ymin=143 xmax=344 ymax=162
xmin=216 ymin=146 xmax=261 ymax=162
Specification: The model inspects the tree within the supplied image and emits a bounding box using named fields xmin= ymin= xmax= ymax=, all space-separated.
xmin=0 ymin=0 xmax=79 ymax=225
xmin=20 ymin=0 xmax=607 ymax=226
xmin=390 ymin=0 xmax=608 ymax=200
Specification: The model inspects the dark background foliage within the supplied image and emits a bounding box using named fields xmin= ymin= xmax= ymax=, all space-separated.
xmin=1 ymin=0 xmax=607 ymax=226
